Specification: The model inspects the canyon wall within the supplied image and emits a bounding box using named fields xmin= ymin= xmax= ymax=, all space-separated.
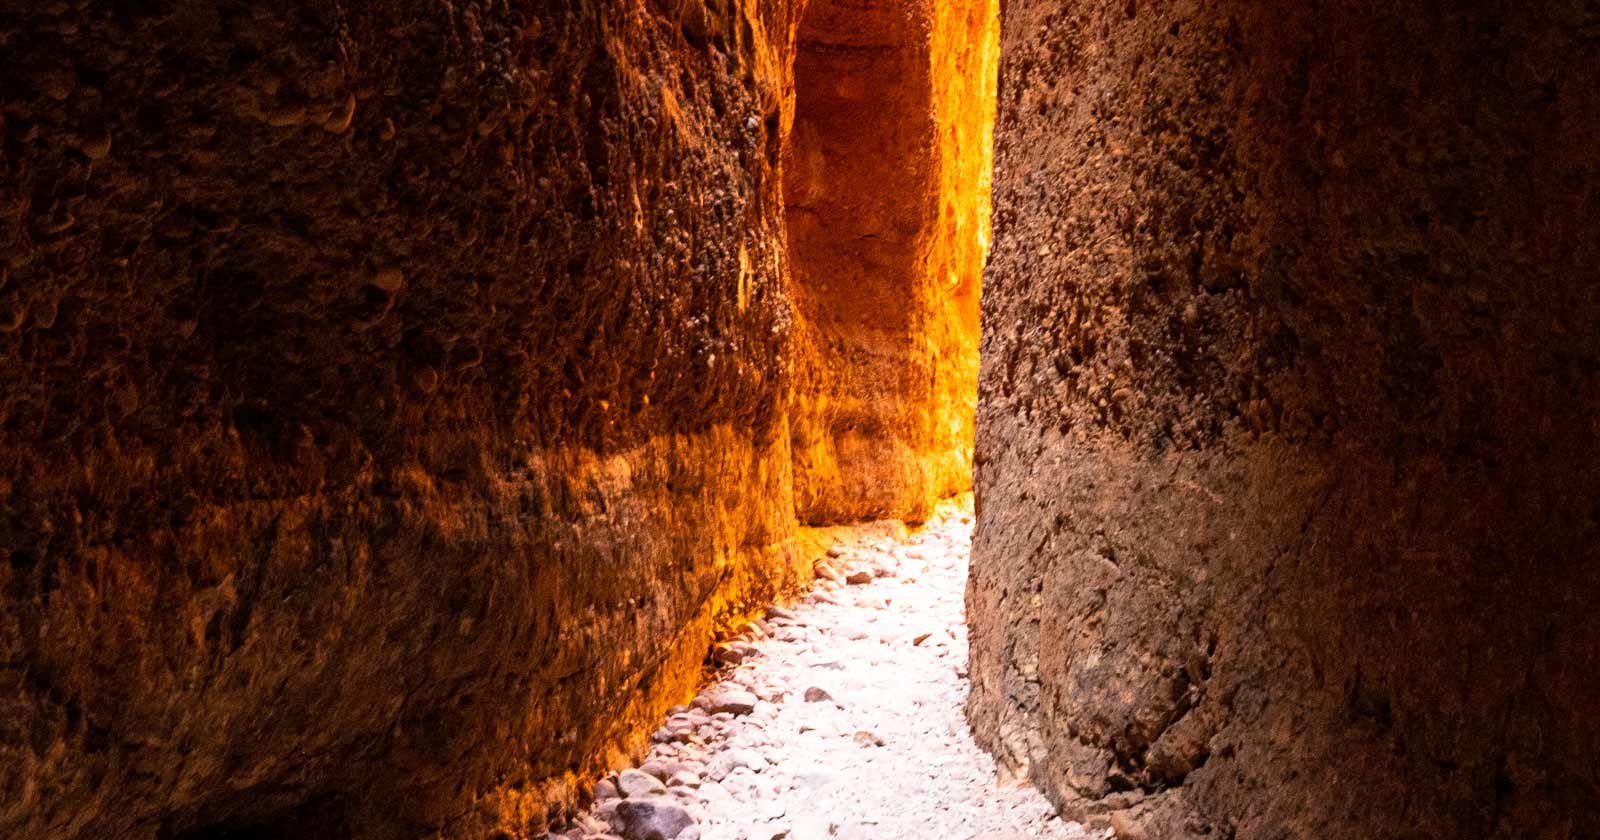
xmin=785 ymin=0 xmax=996 ymax=525
xmin=968 ymin=1 xmax=1600 ymax=838
xmin=0 ymin=2 xmax=810 ymax=838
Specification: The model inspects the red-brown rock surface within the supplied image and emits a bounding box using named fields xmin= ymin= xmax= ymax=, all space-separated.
xmin=11 ymin=0 xmax=1598 ymax=837
xmin=968 ymin=1 xmax=1600 ymax=838
xmin=0 ymin=2 xmax=812 ymax=838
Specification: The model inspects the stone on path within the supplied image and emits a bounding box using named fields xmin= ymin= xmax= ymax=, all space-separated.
xmin=567 ymin=499 xmax=1101 ymax=840
xmin=813 ymin=562 xmax=845 ymax=583
xmin=612 ymin=797 xmax=694 ymax=840
xmin=706 ymin=747 xmax=769 ymax=780
xmin=699 ymin=689 xmax=758 ymax=716
xmin=852 ymin=730 xmax=885 ymax=747
xmin=668 ymin=770 xmax=702 ymax=788
xmin=618 ymin=768 xmax=667 ymax=798
xmin=639 ymin=760 xmax=672 ymax=781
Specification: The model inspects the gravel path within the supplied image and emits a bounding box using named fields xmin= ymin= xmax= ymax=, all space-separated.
xmin=565 ymin=499 xmax=1102 ymax=840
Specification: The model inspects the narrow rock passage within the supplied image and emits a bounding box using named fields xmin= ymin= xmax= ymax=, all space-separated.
xmin=569 ymin=500 xmax=1102 ymax=840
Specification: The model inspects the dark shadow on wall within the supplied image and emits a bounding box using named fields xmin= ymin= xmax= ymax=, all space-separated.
xmin=165 ymin=795 xmax=350 ymax=840
xmin=965 ymin=1 xmax=1600 ymax=838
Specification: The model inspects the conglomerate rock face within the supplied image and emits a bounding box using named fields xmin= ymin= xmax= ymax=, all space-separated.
xmin=0 ymin=1 xmax=811 ymax=838
xmin=968 ymin=1 xmax=1600 ymax=838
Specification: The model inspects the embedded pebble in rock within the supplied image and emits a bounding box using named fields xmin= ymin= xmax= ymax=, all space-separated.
xmin=568 ymin=498 xmax=1103 ymax=840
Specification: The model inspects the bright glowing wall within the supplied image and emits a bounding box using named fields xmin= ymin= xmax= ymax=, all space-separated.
xmin=784 ymin=0 xmax=999 ymax=525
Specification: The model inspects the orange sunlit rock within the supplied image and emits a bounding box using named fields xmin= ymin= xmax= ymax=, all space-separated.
xmin=785 ymin=0 xmax=999 ymax=526
xmin=0 ymin=0 xmax=998 ymax=837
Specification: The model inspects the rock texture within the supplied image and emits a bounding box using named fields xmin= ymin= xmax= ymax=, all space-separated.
xmin=785 ymin=0 xmax=997 ymax=525
xmin=0 ymin=2 xmax=813 ymax=838
xmin=968 ymin=1 xmax=1600 ymax=838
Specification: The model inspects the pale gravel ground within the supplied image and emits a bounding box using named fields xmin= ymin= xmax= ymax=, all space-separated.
xmin=567 ymin=499 xmax=1106 ymax=840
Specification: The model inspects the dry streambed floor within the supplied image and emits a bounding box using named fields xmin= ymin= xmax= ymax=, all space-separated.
xmin=561 ymin=501 xmax=1104 ymax=840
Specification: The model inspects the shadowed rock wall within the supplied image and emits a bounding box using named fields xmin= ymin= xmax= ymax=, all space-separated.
xmin=968 ymin=1 xmax=1600 ymax=838
xmin=785 ymin=0 xmax=996 ymax=525
xmin=0 ymin=1 xmax=808 ymax=838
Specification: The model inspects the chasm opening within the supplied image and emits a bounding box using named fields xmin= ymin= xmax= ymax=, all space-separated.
xmin=783 ymin=0 xmax=1000 ymax=527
